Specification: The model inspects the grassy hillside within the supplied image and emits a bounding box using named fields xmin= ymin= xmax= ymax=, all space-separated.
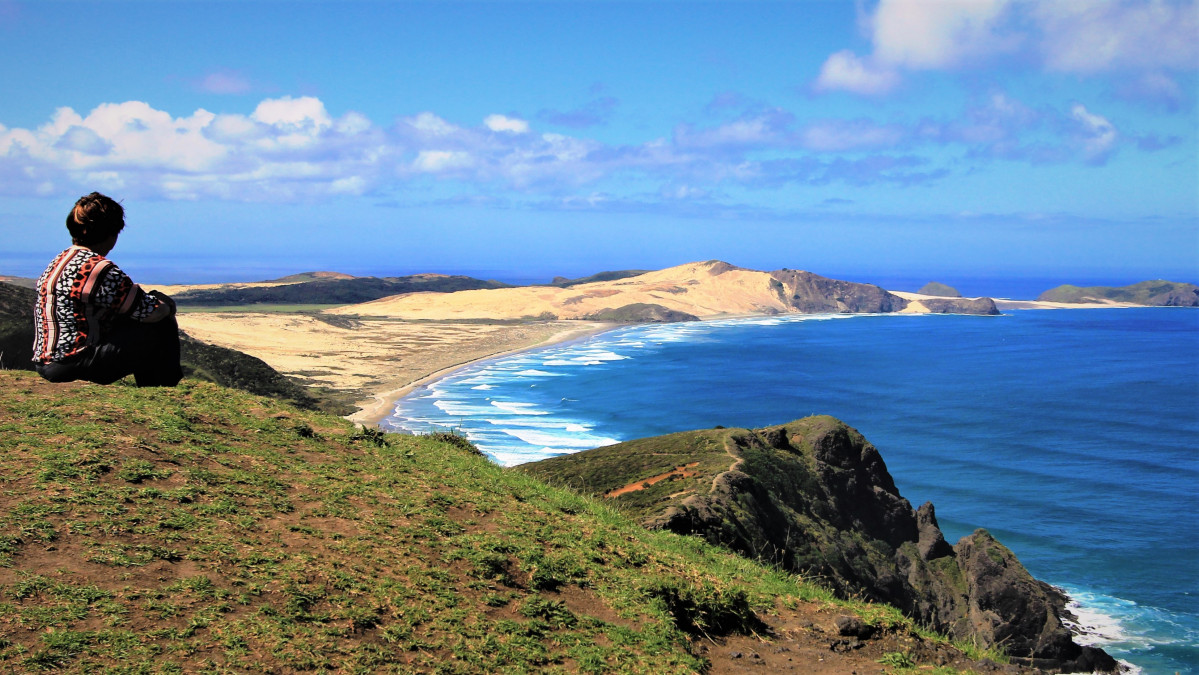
xmin=1038 ymin=280 xmax=1199 ymax=305
xmin=0 ymin=281 xmax=347 ymax=414
xmin=915 ymin=282 xmax=961 ymax=298
xmin=0 ymin=276 xmax=36 ymax=290
xmin=174 ymin=275 xmax=512 ymax=307
xmin=0 ymin=371 xmax=1014 ymax=673
xmin=549 ymin=271 xmax=651 ymax=287
xmin=517 ymin=418 xmax=1116 ymax=672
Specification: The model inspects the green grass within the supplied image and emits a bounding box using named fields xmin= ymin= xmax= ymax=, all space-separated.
xmin=0 ymin=371 xmax=989 ymax=673
xmin=1037 ymin=279 xmax=1198 ymax=304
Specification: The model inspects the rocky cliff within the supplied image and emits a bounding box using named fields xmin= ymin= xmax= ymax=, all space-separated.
xmin=769 ymin=269 xmax=907 ymax=313
xmin=518 ymin=416 xmax=1117 ymax=673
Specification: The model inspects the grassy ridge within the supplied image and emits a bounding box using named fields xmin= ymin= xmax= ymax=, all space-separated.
xmin=1038 ymin=280 xmax=1199 ymax=305
xmin=549 ymin=271 xmax=650 ymax=288
xmin=174 ymin=275 xmax=511 ymax=307
xmin=0 ymin=372 xmax=1004 ymax=673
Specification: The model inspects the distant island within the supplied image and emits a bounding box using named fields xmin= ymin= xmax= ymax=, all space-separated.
xmin=1038 ymin=280 xmax=1199 ymax=306
xmin=916 ymin=281 xmax=961 ymax=297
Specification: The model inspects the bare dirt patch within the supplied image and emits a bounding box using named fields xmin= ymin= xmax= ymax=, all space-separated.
xmin=605 ymin=463 xmax=701 ymax=498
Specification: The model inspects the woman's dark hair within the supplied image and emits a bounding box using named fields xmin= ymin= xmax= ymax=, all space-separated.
xmin=66 ymin=192 xmax=125 ymax=246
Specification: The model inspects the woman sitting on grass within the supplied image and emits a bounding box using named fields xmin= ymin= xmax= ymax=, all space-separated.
xmin=32 ymin=192 xmax=182 ymax=387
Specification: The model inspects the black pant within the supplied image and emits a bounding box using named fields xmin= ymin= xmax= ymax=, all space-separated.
xmin=36 ymin=316 xmax=183 ymax=387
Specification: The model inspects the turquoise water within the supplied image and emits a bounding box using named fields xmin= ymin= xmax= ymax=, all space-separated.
xmin=384 ymin=309 xmax=1199 ymax=674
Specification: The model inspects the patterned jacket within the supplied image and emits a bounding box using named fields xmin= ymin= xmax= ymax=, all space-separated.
xmin=33 ymin=246 xmax=164 ymax=363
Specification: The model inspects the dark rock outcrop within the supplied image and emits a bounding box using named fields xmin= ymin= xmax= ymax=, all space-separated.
xmin=769 ymin=269 xmax=906 ymax=313
xmin=520 ymin=417 xmax=1116 ymax=672
xmin=918 ymin=297 xmax=1001 ymax=315
xmin=766 ymin=270 xmax=998 ymax=316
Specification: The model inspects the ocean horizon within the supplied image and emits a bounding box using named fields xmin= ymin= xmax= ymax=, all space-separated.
xmin=4 ymin=250 xmax=1195 ymax=302
xmin=383 ymin=307 xmax=1199 ymax=674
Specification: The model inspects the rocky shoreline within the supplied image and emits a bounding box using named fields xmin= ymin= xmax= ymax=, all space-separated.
xmin=519 ymin=416 xmax=1119 ymax=673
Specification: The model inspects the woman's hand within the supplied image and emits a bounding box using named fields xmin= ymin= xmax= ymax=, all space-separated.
xmin=144 ymin=290 xmax=177 ymax=322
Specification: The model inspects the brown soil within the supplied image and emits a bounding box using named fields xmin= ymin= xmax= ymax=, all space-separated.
xmin=605 ymin=463 xmax=701 ymax=498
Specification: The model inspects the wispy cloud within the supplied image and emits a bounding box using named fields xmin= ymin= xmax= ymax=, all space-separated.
xmin=0 ymin=92 xmax=1156 ymax=204
xmin=537 ymin=97 xmax=618 ymax=129
xmin=1068 ymin=104 xmax=1118 ymax=165
xmin=483 ymin=115 xmax=530 ymax=134
xmin=194 ymin=69 xmax=256 ymax=95
xmin=813 ymin=50 xmax=901 ymax=97
xmin=814 ymin=0 xmax=1198 ymax=98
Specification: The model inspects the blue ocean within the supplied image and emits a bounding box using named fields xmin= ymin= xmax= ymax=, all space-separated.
xmin=383 ymin=308 xmax=1199 ymax=674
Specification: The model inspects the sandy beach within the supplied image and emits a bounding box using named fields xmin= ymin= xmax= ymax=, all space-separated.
xmin=889 ymin=291 xmax=1139 ymax=311
xmin=173 ymin=267 xmax=1135 ymax=431
xmin=176 ymin=312 xmax=613 ymax=426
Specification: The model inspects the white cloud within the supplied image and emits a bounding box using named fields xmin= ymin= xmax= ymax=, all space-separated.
xmin=814 ymin=0 xmax=1198 ymax=96
xmin=1033 ymin=0 xmax=1198 ymax=73
xmin=248 ymin=96 xmax=334 ymax=149
xmin=813 ymin=50 xmax=900 ymax=96
xmin=673 ymin=111 xmax=795 ymax=150
xmin=55 ymin=126 xmax=111 ymax=155
xmin=483 ymin=114 xmax=530 ymax=134
xmin=0 ymin=93 xmax=1141 ymax=203
xmin=872 ymin=0 xmax=1016 ymax=69
xmin=0 ymin=98 xmax=383 ymax=200
xmin=336 ymin=111 xmax=372 ymax=135
xmin=406 ymin=112 xmax=458 ymax=137
xmin=1069 ymin=103 xmax=1118 ymax=162
xmin=413 ymin=150 xmax=475 ymax=173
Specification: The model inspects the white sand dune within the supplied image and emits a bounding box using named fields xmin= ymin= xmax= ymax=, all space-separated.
xmin=327 ymin=260 xmax=794 ymax=320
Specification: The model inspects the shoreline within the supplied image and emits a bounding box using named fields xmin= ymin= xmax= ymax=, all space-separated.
xmin=346 ymin=299 xmax=1157 ymax=428
xmin=347 ymin=321 xmax=618 ymax=428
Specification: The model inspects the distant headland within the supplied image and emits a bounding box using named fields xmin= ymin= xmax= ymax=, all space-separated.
xmin=1038 ymin=280 xmax=1199 ymax=306
xmin=4 ymin=262 xmax=1194 ymax=424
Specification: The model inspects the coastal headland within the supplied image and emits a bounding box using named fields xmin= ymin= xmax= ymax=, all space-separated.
xmin=8 ymin=260 xmax=1182 ymax=425
xmin=163 ymin=260 xmax=1180 ymax=425
xmin=0 ymin=264 xmax=1166 ymax=671
xmin=0 ymin=370 xmax=1105 ymax=673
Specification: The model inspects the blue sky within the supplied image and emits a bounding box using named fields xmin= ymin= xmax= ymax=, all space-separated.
xmin=0 ymin=0 xmax=1196 ymax=290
